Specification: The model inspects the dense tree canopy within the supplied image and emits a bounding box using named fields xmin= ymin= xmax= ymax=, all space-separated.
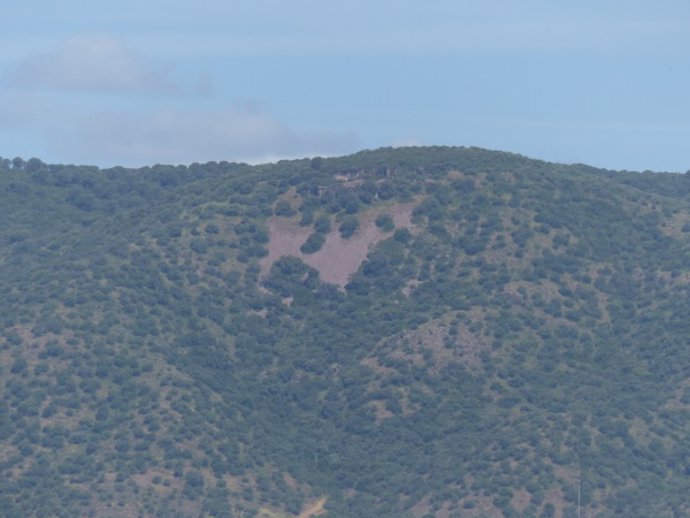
xmin=2 ymin=147 xmax=690 ymax=517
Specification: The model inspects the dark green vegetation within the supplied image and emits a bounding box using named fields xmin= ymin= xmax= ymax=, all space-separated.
xmin=2 ymin=148 xmax=690 ymax=517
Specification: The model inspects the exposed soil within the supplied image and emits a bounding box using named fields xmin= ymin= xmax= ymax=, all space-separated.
xmin=510 ymin=488 xmax=532 ymax=514
xmin=261 ymin=203 xmax=417 ymax=288
xmin=297 ymin=497 xmax=328 ymax=518
xmin=258 ymin=497 xmax=327 ymax=518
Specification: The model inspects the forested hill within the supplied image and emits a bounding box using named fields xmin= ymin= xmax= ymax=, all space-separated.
xmin=3 ymin=147 xmax=690 ymax=518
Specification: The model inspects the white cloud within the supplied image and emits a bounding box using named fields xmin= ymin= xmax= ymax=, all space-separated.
xmin=0 ymin=94 xmax=357 ymax=166
xmin=72 ymin=104 xmax=357 ymax=165
xmin=0 ymin=34 xmax=356 ymax=165
xmin=7 ymin=34 xmax=178 ymax=94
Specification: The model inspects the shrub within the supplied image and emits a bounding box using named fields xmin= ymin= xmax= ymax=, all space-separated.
xmin=339 ymin=216 xmax=359 ymax=239
xmin=300 ymin=233 xmax=326 ymax=254
xmin=274 ymin=200 xmax=296 ymax=217
xmin=375 ymin=214 xmax=395 ymax=232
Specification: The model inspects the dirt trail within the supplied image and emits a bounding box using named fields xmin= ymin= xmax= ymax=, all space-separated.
xmin=297 ymin=497 xmax=327 ymax=518
xmin=258 ymin=497 xmax=327 ymax=518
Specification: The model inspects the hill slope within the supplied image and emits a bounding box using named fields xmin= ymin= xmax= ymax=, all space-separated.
xmin=2 ymin=148 xmax=690 ymax=517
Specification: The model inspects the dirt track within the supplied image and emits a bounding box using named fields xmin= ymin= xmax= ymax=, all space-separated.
xmin=297 ymin=497 xmax=327 ymax=518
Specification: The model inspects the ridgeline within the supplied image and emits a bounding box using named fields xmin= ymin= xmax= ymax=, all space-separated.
xmin=2 ymin=148 xmax=690 ymax=517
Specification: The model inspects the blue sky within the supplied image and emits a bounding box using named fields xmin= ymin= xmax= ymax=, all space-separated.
xmin=1 ymin=1 xmax=689 ymax=171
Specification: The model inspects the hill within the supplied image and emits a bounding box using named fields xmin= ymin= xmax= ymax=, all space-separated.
xmin=2 ymin=148 xmax=690 ymax=517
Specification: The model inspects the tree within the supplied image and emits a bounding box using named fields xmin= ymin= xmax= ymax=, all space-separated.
xmin=12 ymin=157 xmax=24 ymax=171
xmin=339 ymin=216 xmax=359 ymax=239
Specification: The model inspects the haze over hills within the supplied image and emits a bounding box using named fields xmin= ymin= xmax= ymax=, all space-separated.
xmin=3 ymin=147 xmax=690 ymax=518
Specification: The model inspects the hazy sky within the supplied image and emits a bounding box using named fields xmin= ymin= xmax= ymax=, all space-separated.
xmin=1 ymin=1 xmax=689 ymax=171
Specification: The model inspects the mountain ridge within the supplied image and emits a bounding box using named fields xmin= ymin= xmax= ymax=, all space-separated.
xmin=2 ymin=147 xmax=690 ymax=517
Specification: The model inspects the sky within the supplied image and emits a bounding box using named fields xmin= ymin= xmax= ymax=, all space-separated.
xmin=1 ymin=1 xmax=689 ymax=171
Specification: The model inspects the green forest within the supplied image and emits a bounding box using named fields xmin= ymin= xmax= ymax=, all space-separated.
xmin=2 ymin=147 xmax=690 ymax=517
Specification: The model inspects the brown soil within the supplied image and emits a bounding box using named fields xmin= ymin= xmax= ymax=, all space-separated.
xmin=258 ymin=497 xmax=327 ymax=518
xmin=510 ymin=488 xmax=532 ymax=513
xmin=298 ymin=497 xmax=328 ymax=518
xmin=367 ymin=400 xmax=395 ymax=423
xmin=261 ymin=203 xmax=417 ymax=288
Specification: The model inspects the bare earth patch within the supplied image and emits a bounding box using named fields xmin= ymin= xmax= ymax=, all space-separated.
xmin=261 ymin=203 xmax=417 ymax=288
xmin=298 ymin=497 xmax=328 ymax=518
xmin=510 ymin=488 xmax=532 ymax=514
xmin=368 ymin=400 xmax=395 ymax=422
xmin=258 ymin=497 xmax=327 ymax=518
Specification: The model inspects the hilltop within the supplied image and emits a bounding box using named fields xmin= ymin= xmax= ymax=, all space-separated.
xmin=2 ymin=147 xmax=690 ymax=517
